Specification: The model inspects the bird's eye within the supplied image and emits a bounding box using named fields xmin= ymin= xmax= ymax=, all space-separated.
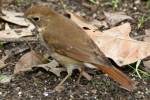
xmin=32 ymin=16 xmax=40 ymax=22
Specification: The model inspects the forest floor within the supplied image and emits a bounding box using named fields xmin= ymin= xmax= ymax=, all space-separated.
xmin=0 ymin=0 xmax=150 ymax=100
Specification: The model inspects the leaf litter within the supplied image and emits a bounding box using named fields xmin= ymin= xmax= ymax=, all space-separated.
xmin=0 ymin=9 xmax=35 ymax=41
xmin=14 ymin=51 xmax=45 ymax=74
xmin=0 ymin=9 xmax=92 ymax=83
xmin=104 ymin=11 xmax=133 ymax=26
xmin=0 ymin=6 xmax=149 ymax=90
xmin=1 ymin=8 xmax=149 ymax=79
xmin=1 ymin=10 xmax=29 ymax=26
xmin=66 ymin=12 xmax=150 ymax=67
xmin=14 ymin=51 xmax=66 ymax=77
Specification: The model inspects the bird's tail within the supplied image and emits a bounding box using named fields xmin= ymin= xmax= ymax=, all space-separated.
xmin=93 ymin=64 xmax=136 ymax=91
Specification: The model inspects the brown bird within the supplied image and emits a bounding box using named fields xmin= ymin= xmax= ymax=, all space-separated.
xmin=25 ymin=5 xmax=135 ymax=91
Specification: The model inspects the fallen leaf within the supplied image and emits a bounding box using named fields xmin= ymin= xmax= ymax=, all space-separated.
xmin=0 ymin=10 xmax=35 ymax=41
xmin=0 ymin=23 xmax=34 ymax=39
xmin=14 ymin=51 xmax=46 ymax=74
xmin=35 ymin=60 xmax=65 ymax=77
xmin=14 ymin=51 xmax=66 ymax=77
xmin=104 ymin=12 xmax=133 ymax=26
xmin=1 ymin=10 xmax=29 ymax=26
xmin=14 ymin=50 xmax=90 ymax=80
xmin=67 ymin=12 xmax=150 ymax=66
xmin=96 ymin=24 xmax=150 ymax=66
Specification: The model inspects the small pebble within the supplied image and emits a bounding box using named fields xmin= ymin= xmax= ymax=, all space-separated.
xmin=91 ymin=89 xmax=97 ymax=94
xmin=43 ymin=92 xmax=49 ymax=96
xmin=30 ymin=95 xmax=33 ymax=98
xmin=18 ymin=91 xmax=22 ymax=96
xmin=70 ymin=94 xmax=74 ymax=98
xmin=133 ymin=7 xmax=137 ymax=10
xmin=134 ymin=0 xmax=141 ymax=4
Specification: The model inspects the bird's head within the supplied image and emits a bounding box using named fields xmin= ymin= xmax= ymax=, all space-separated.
xmin=25 ymin=5 xmax=56 ymax=28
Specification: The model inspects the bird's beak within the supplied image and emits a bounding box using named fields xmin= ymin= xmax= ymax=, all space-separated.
xmin=24 ymin=14 xmax=31 ymax=20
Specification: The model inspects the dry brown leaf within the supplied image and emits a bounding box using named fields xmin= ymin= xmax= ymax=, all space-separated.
xmin=1 ymin=10 xmax=29 ymax=26
xmin=67 ymin=12 xmax=150 ymax=66
xmin=0 ymin=23 xmax=33 ymax=39
xmin=14 ymin=51 xmax=66 ymax=76
xmin=14 ymin=51 xmax=45 ymax=74
xmin=0 ymin=10 xmax=35 ymax=40
xmin=35 ymin=60 xmax=65 ymax=77
xmin=14 ymin=50 xmax=91 ymax=79
xmin=104 ymin=12 xmax=133 ymax=26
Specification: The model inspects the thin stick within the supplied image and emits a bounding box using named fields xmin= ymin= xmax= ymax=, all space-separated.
xmin=59 ymin=0 xmax=67 ymax=10
xmin=135 ymin=60 xmax=142 ymax=79
xmin=0 ymin=37 xmax=38 ymax=42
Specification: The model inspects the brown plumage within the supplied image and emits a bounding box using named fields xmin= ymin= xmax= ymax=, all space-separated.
xmin=25 ymin=5 xmax=135 ymax=91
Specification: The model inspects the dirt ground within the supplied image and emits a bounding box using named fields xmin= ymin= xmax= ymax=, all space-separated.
xmin=0 ymin=0 xmax=150 ymax=100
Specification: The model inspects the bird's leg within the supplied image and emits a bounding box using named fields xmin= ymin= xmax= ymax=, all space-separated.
xmin=54 ymin=64 xmax=75 ymax=90
xmin=76 ymin=67 xmax=92 ymax=85
xmin=76 ymin=67 xmax=84 ymax=85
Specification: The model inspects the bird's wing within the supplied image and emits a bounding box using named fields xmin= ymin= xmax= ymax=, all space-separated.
xmin=43 ymin=13 xmax=111 ymax=67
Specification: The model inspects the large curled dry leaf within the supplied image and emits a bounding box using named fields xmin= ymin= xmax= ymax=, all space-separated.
xmin=14 ymin=51 xmax=66 ymax=77
xmin=14 ymin=51 xmax=45 ymax=74
xmin=67 ymin=12 xmax=150 ymax=66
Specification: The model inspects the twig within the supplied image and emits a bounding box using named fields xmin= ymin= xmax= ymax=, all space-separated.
xmin=135 ymin=60 xmax=142 ymax=79
xmin=0 ymin=0 xmax=2 ymax=15
xmin=59 ymin=0 xmax=67 ymax=10
xmin=0 ymin=37 xmax=38 ymax=42
xmin=128 ymin=62 xmax=150 ymax=78
xmin=133 ymin=34 xmax=150 ymax=39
